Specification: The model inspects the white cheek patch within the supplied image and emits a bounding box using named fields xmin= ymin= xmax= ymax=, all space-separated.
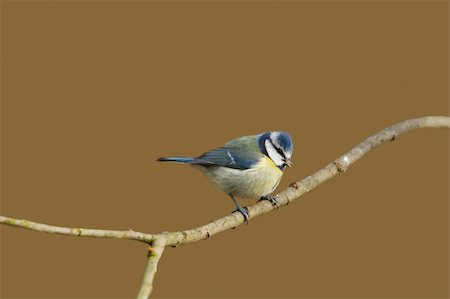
xmin=265 ymin=139 xmax=284 ymax=166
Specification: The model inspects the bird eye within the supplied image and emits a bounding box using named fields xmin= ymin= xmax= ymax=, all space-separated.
xmin=276 ymin=148 xmax=284 ymax=156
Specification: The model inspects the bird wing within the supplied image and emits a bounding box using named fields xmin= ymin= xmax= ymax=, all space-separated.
xmin=191 ymin=147 xmax=261 ymax=170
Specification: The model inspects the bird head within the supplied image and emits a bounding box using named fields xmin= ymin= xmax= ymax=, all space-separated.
xmin=259 ymin=131 xmax=293 ymax=170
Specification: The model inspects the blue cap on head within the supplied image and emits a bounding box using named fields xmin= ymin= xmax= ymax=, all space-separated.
xmin=275 ymin=131 xmax=293 ymax=154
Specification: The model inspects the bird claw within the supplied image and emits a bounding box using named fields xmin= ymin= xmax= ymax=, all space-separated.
xmin=259 ymin=195 xmax=279 ymax=206
xmin=233 ymin=206 xmax=250 ymax=223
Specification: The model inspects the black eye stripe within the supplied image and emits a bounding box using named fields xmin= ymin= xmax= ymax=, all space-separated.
xmin=270 ymin=139 xmax=286 ymax=158
xmin=276 ymin=148 xmax=285 ymax=158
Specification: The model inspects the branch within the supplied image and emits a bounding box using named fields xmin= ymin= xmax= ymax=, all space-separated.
xmin=1 ymin=116 xmax=449 ymax=246
xmin=1 ymin=116 xmax=449 ymax=298
xmin=137 ymin=238 xmax=166 ymax=299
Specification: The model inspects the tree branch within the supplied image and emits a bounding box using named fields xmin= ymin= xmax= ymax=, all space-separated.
xmin=1 ymin=116 xmax=449 ymax=298
xmin=137 ymin=238 xmax=166 ymax=299
xmin=1 ymin=116 xmax=449 ymax=245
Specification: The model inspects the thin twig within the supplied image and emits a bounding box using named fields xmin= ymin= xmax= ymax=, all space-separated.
xmin=0 ymin=216 xmax=154 ymax=243
xmin=137 ymin=238 xmax=166 ymax=299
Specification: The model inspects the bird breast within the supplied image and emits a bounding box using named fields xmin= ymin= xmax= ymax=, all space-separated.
xmin=194 ymin=155 xmax=283 ymax=199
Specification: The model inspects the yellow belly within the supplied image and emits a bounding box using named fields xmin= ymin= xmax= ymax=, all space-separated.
xmin=194 ymin=156 xmax=283 ymax=199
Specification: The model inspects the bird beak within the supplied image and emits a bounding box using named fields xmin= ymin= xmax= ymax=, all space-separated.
xmin=285 ymin=158 xmax=293 ymax=168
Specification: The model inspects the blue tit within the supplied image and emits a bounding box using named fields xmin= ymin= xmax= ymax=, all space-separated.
xmin=157 ymin=131 xmax=293 ymax=221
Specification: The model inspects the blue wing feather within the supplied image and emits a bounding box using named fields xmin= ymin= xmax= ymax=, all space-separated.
xmin=191 ymin=147 xmax=259 ymax=170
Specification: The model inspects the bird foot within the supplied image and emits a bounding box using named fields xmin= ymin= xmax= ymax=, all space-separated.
xmin=232 ymin=206 xmax=250 ymax=223
xmin=259 ymin=195 xmax=279 ymax=206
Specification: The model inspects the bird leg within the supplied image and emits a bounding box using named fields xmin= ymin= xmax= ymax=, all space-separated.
xmin=228 ymin=194 xmax=250 ymax=222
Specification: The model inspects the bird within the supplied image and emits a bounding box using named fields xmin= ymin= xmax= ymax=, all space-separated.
xmin=157 ymin=131 xmax=293 ymax=221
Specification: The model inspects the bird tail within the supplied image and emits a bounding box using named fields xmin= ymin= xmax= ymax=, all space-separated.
xmin=157 ymin=157 xmax=194 ymax=163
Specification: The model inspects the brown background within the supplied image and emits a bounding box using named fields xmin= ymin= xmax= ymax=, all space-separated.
xmin=1 ymin=1 xmax=448 ymax=298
